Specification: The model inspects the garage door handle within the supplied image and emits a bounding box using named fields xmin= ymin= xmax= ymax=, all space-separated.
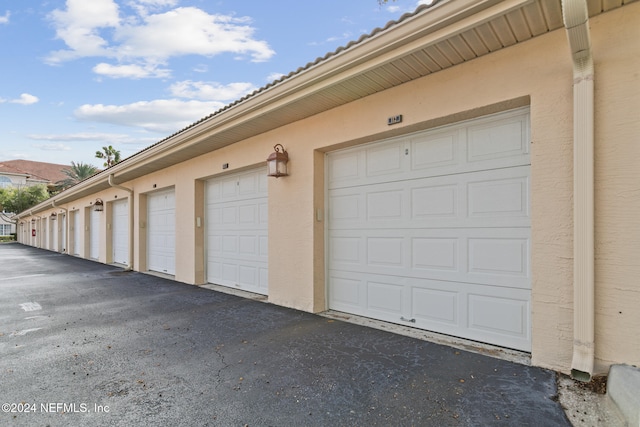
xmin=400 ymin=317 xmax=416 ymax=323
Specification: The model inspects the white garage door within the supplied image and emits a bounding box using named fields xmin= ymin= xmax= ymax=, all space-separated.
xmin=112 ymin=199 xmax=129 ymax=265
xmin=148 ymin=189 xmax=176 ymax=275
xmin=61 ymin=214 xmax=67 ymax=253
xmin=72 ymin=210 xmax=81 ymax=256
xmin=327 ymin=108 xmax=531 ymax=351
xmin=206 ymin=167 xmax=268 ymax=295
xmin=89 ymin=209 xmax=100 ymax=260
xmin=50 ymin=218 xmax=57 ymax=251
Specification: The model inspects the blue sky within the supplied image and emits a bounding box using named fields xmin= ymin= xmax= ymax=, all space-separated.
xmin=0 ymin=0 xmax=430 ymax=168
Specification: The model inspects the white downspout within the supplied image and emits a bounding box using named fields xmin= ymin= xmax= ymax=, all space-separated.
xmin=52 ymin=200 xmax=68 ymax=253
xmin=108 ymin=174 xmax=135 ymax=271
xmin=562 ymin=0 xmax=595 ymax=381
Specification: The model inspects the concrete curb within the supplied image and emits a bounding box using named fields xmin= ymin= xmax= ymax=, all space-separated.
xmin=608 ymin=364 xmax=640 ymax=427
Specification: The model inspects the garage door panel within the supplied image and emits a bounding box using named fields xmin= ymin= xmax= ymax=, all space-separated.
xmin=328 ymin=108 xmax=531 ymax=351
xmin=330 ymin=166 xmax=530 ymax=230
xmin=467 ymin=170 xmax=529 ymax=220
xmin=412 ymin=287 xmax=459 ymax=326
xmin=329 ymin=274 xmax=362 ymax=308
xmin=211 ymin=231 xmax=267 ymax=257
xmin=468 ymin=293 xmax=529 ymax=338
xmin=330 ymin=236 xmax=360 ymax=264
xmin=368 ymin=237 xmax=404 ymax=267
xmin=330 ymin=109 xmax=530 ymax=191
xmin=222 ymin=179 xmax=237 ymax=198
xmin=411 ymin=130 xmax=459 ymax=170
xmin=239 ymin=265 xmax=258 ymax=287
xmin=220 ymin=234 xmax=236 ymax=253
xmin=239 ymin=204 xmax=258 ymax=224
xmin=211 ymin=261 xmax=267 ymax=292
xmin=468 ymin=237 xmax=529 ymax=277
xmin=412 ymin=237 xmax=459 ymax=271
xmin=206 ymin=167 xmax=268 ymax=295
xmin=330 ymin=271 xmax=531 ymax=350
xmin=238 ymin=173 xmax=258 ymax=195
xmin=367 ymin=190 xmax=403 ymax=220
xmin=259 ymin=235 xmax=268 ymax=257
xmin=222 ymin=206 xmax=237 ymax=224
xmin=208 ymin=170 xmax=267 ymax=201
xmin=366 ymin=141 xmax=405 ymax=177
xmin=412 ymin=184 xmax=458 ymax=219
xmin=328 ymin=151 xmax=361 ymax=185
xmin=329 ymin=193 xmax=362 ymax=222
xmin=330 ymin=228 xmax=529 ymax=289
xmin=467 ymin=289 xmax=530 ymax=350
xmin=367 ymin=281 xmax=404 ymax=316
xmin=239 ymin=235 xmax=258 ymax=255
xmin=467 ymin=114 xmax=529 ymax=163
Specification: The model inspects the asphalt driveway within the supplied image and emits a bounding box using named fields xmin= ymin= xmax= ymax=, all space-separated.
xmin=0 ymin=243 xmax=571 ymax=426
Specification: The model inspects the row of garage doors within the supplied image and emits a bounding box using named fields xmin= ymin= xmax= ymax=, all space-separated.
xmin=80 ymin=108 xmax=531 ymax=351
xmin=69 ymin=200 xmax=129 ymax=264
xmin=144 ymin=171 xmax=269 ymax=295
xmin=69 ymin=172 xmax=268 ymax=295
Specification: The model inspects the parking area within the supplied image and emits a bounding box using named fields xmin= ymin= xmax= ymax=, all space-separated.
xmin=0 ymin=243 xmax=571 ymax=426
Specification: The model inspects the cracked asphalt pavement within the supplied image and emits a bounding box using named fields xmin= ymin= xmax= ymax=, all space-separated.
xmin=0 ymin=243 xmax=572 ymax=426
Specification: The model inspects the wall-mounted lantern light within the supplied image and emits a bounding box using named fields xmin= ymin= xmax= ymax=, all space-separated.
xmin=50 ymin=212 xmax=57 ymax=220
xmin=267 ymin=144 xmax=289 ymax=178
xmin=94 ymin=198 xmax=104 ymax=212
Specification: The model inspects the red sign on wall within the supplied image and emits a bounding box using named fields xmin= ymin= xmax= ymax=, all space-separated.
xmin=32 ymin=229 xmax=36 ymax=237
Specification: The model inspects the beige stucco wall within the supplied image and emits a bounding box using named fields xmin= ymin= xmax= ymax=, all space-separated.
xmin=18 ymin=3 xmax=639 ymax=374
xmin=590 ymin=4 xmax=640 ymax=373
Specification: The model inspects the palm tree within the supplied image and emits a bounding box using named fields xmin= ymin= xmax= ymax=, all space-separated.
xmin=95 ymin=145 xmax=121 ymax=168
xmin=56 ymin=161 xmax=99 ymax=189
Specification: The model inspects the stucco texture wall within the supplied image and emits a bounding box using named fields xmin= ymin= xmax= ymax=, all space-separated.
xmin=591 ymin=3 xmax=640 ymax=372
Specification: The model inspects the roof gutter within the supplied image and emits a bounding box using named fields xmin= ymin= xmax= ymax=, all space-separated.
xmin=562 ymin=0 xmax=595 ymax=381
xmin=108 ymin=174 xmax=134 ymax=271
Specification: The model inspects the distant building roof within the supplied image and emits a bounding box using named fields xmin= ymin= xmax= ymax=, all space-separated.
xmin=0 ymin=160 xmax=72 ymax=184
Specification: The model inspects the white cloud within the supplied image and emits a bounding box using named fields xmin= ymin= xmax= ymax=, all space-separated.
xmin=267 ymin=72 xmax=285 ymax=83
xmin=383 ymin=1 xmax=436 ymax=14
xmin=74 ymin=99 xmax=223 ymax=133
xmin=0 ymin=11 xmax=9 ymax=24
xmin=46 ymin=1 xmax=275 ymax=77
xmin=33 ymin=143 xmax=72 ymax=152
xmin=27 ymin=132 xmax=131 ymax=143
xmin=309 ymin=32 xmax=352 ymax=47
xmin=10 ymin=93 xmax=39 ymax=105
xmin=193 ymin=64 xmax=209 ymax=73
xmin=93 ymin=62 xmax=171 ymax=79
xmin=169 ymin=81 xmax=256 ymax=101
xmin=47 ymin=0 xmax=121 ymax=62
xmin=128 ymin=0 xmax=178 ymax=17
xmin=117 ymin=7 xmax=274 ymax=62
